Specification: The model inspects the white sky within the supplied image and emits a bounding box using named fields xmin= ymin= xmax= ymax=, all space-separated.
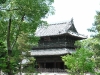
xmin=44 ymin=0 xmax=100 ymax=37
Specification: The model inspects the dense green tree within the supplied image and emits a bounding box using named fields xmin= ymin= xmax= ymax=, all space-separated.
xmin=0 ymin=0 xmax=54 ymax=75
xmin=0 ymin=0 xmax=6 ymax=4
xmin=16 ymin=32 xmax=36 ymax=75
xmin=62 ymin=47 xmax=95 ymax=75
xmin=75 ymin=38 xmax=100 ymax=75
xmin=0 ymin=41 xmax=7 ymax=74
xmin=88 ymin=11 xmax=100 ymax=70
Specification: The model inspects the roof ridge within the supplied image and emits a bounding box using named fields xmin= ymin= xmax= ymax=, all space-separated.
xmin=49 ymin=22 xmax=68 ymax=26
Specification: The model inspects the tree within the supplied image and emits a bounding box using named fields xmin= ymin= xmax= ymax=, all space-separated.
xmin=0 ymin=0 xmax=54 ymax=75
xmin=88 ymin=11 xmax=100 ymax=70
xmin=0 ymin=41 xmax=7 ymax=75
xmin=16 ymin=32 xmax=37 ymax=75
xmin=0 ymin=0 xmax=6 ymax=4
xmin=62 ymin=47 xmax=95 ymax=75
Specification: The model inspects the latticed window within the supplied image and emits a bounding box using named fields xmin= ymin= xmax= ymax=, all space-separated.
xmin=44 ymin=37 xmax=51 ymax=41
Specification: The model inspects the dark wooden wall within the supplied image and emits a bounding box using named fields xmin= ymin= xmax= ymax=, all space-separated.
xmin=32 ymin=35 xmax=76 ymax=49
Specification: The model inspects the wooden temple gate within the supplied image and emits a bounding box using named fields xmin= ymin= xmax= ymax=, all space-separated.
xmin=31 ymin=19 xmax=87 ymax=73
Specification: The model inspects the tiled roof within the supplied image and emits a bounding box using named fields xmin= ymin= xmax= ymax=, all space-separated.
xmin=35 ymin=19 xmax=87 ymax=38
xmin=35 ymin=22 xmax=72 ymax=37
xmin=67 ymin=31 xmax=88 ymax=39
xmin=30 ymin=48 xmax=75 ymax=56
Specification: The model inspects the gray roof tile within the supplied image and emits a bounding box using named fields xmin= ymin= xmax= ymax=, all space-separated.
xmin=30 ymin=48 xmax=75 ymax=56
xmin=35 ymin=19 xmax=87 ymax=38
xmin=35 ymin=22 xmax=71 ymax=37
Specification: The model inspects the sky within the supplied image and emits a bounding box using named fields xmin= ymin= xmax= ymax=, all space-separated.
xmin=44 ymin=0 xmax=100 ymax=37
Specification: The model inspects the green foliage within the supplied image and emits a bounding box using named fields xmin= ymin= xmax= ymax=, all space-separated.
xmin=0 ymin=41 xmax=7 ymax=70
xmin=0 ymin=0 xmax=54 ymax=74
xmin=0 ymin=0 xmax=54 ymax=42
xmin=88 ymin=10 xmax=100 ymax=70
xmin=0 ymin=0 xmax=6 ymax=4
xmin=22 ymin=57 xmax=36 ymax=73
xmin=62 ymin=48 xmax=95 ymax=75
xmin=10 ymin=32 xmax=37 ymax=74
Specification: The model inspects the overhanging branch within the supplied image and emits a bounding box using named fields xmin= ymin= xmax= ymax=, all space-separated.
xmin=0 ymin=8 xmax=19 ymax=11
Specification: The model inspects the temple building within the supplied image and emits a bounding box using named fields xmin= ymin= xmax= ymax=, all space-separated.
xmin=30 ymin=18 xmax=87 ymax=72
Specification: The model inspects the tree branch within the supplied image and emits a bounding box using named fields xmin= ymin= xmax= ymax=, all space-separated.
xmin=11 ymin=27 xmax=20 ymax=50
xmin=0 ymin=8 xmax=19 ymax=11
xmin=6 ymin=16 xmax=14 ymax=75
xmin=21 ymin=14 xmax=25 ymax=21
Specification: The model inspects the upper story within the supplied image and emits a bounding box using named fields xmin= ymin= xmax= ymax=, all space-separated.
xmin=32 ymin=18 xmax=87 ymax=50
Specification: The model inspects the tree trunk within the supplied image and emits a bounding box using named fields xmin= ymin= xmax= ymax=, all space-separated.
xmin=7 ymin=61 xmax=13 ymax=75
xmin=7 ymin=17 xmax=12 ymax=58
xmin=19 ymin=62 xmax=22 ymax=75
xmin=6 ymin=17 xmax=13 ymax=75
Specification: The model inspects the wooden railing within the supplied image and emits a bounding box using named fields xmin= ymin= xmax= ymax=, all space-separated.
xmin=35 ymin=68 xmax=67 ymax=73
xmin=32 ymin=42 xmax=75 ymax=49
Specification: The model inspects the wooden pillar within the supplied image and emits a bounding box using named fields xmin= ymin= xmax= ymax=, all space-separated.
xmin=44 ymin=62 xmax=46 ymax=68
xmin=43 ymin=43 xmax=44 ymax=47
xmin=58 ymin=37 xmax=59 ymax=43
xmin=54 ymin=62 xmax=56 ymax=68
xmin=63 ymin=62 xmax=65 ymax=69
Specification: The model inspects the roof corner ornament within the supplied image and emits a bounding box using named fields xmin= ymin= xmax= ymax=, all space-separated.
xmin=71 ymin=17 xmax=74 ymax=24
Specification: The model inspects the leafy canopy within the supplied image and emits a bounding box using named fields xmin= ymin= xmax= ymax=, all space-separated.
xmin=0 ymin=0 xmax=54 ymax=42
xmin=88 ymin=9 xmax=100 ymax=70
xmin=0 ymin=0 xmax=54 ymax=74
xmin=62 ymin=48 xmax=95 ymax=74
xmin=0 ymin=41 xmax=7 ymax=70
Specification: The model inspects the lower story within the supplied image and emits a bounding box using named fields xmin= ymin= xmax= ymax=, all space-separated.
xmin=35 ymin=56 xmax=67 ymax=72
